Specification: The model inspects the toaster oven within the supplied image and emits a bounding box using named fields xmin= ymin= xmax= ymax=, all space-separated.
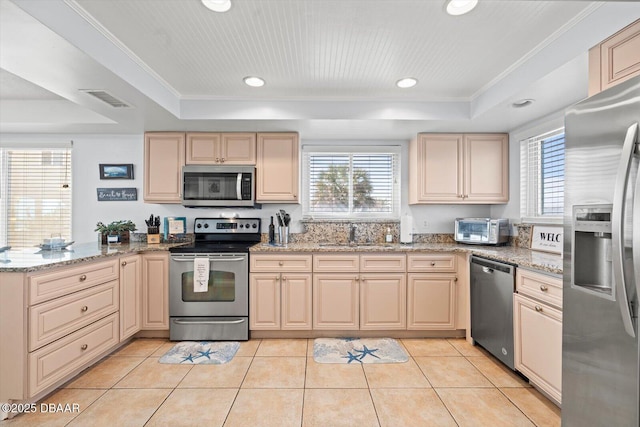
xmin=455 ymin=218 xmax=510 ymax=245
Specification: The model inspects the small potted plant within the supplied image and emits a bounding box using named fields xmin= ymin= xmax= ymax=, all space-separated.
xmin=95 ymin=220 xmax=137 ymax=244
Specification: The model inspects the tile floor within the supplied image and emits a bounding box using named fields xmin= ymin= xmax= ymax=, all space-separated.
xmin=2 ymin=338 xmax=560 ymax=427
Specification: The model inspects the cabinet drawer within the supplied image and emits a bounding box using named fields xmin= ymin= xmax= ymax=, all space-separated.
xmin=29 ymin=313 xmax=119 ymax=396
xmin=313 ymin=254 xmax=359 ymax=272
xmin=407 ymin=254 xmax=457 ymax=272
xmin=516 ymin=268 xmax=562 ymax=309
xmin=29 ymin=259 xmax=120 ymax=305
xmin=29 ymin=280 xmax=119 ymax=352
xmin=250 ymin=254 xmax=312 ymax=272
xmin=360 ymin=254 xmax=406 ymax=272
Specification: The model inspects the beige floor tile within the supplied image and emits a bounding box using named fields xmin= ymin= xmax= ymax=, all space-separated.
xmin=146 ymin=388 xmax=237 ymax=427
xmin=150 ymin=341 xmax=177 ymax=357
xmin=363 ymin=358 xmax=432 ymax=388
xmin=305 ymin=358 xmax=368 ymax=388
xmin=235 ymin=339 xmax=261 ymax=357
xmin=255 ymin=338 xmax=307 ymax=356
xmin=66 ymin=389 xmax=170 ymax=427
xmin=114 ymin=357 xmax=192 ymax=388
xmin=113 ymin=338 xmax=166 ymax=357
xmin=447 ymin=337 xmax=489 ymax=356
xmin=307 ymin=338 xmax=316 ymax=356
xmin=178 ymin=356 xmax=252 ymax=388
xmin=501 ymin=387 xmax=561 ymax=427
xmin=64 ymin=356 xmax=145 ymax=388
xmin=401 ymin=338 xmax=461 ymax=356
xmin=371 ymin=388 xmax=457 ymax=427
xmin=302 ymin=388 xmax=379 ymax=427
xmin=415 ymin=356 xmax=493 ymax=387
xmin=224 ymin=388 xmax=303 ymax=427
xmin=467 ymin=356 xmax=530 ymax=388
xmin=437 ymin=388 xmax=535 ymax=427
xmin=242 ymin=357 xmax=306 ymax=388
xmin=3 ymin=388 xmax=105 ymax=427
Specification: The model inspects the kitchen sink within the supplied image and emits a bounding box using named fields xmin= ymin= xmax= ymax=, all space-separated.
xmin=318 ymin=242 xmax=381 ymax=248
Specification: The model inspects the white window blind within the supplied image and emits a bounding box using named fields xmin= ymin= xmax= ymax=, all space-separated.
xmin=0 ymin=147 xmax=72 ymax=248
xmin=520 ymin=129 xmax=564 ymax=222
xmin=303 ymin=147 xmax=400 ymax=219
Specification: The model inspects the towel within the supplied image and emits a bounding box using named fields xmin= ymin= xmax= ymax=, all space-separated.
xmin=193 ymin=258 xmax=209 ymax=293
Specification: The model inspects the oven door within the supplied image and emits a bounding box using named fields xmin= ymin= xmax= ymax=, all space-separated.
xmin=169 ymin=253 xmax=248 ymax=317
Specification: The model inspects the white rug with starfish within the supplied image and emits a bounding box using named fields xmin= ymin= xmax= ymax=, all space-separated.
xmin=313 ymin=338 xmax=409 ymax=364
xmin=158 ymin=341 xmax=239 ymax=364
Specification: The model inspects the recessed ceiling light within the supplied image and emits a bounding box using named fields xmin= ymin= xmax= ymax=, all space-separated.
xmin=243 ymin=76 xmax=265 ymax=87
xmin=201 ymin=0 xmax=231 ymax=13
xmin=445 ymin=0 xmax=478 ymax=16
xmin=512 ymin=99 xmax=535 ymax=108
xmin=396 ymin=77 xmax=418 ymax=89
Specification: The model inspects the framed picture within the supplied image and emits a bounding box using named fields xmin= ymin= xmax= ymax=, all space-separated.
xmin=164 ymin=217 xmax=186 ymax=240
xmin=530 ymin=225 xmax=563 ymax=255
xmin=99 ymin=164 xmax=134 ymax=180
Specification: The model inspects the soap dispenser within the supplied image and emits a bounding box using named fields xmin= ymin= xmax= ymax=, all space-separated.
xmin=385 ymin=227 xmax=393 ymax=243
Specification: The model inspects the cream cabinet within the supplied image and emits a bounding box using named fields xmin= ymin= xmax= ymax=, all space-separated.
xmin=514 ymin=268 xmax=562 ymax=404
xmin=186 ymin=132 xmax=256 ymax=165
xmin=141 ymin=252 xmax=169 ymax=330
xmin=313 ymin=273 xmax=360 ymax=329
xmin=144 ymin=132 xmax=185 ymax=203
xmin=409 ymin=133 xmax=508 ymax=204
xmin=250 ymin=254 xmax=313 ymax=330
xmin=589 ymin=19 xmax=640 ymax=96
xmin=406 ymin=254 xmax=458 ymax=330
xmin=119 ymin=254 xmax=141 ymax=341
xmin=256 ymin=132 xmax=299 ymax=203
xmin=360 ymin=274 xmax=406 ymax=330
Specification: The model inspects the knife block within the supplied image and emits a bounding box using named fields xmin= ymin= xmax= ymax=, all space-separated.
xmin=147 ymin=226 xmax=160 ymax=244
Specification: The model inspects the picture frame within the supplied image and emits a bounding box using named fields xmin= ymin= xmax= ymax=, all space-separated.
xmin=530 ymin=225 xmax=563 ymax=255
xmin=99 ymin=163 xmax=134 ymax=180
xmin=164 ymin=217 xmax=187 ymax=240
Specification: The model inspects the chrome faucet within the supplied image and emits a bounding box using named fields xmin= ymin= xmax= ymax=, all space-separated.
xmin=349 ymin=224 xmax=357 ymax=244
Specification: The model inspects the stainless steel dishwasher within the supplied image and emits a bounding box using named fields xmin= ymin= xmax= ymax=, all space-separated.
xmin=470 ymin=255 xmax=516 ymax=370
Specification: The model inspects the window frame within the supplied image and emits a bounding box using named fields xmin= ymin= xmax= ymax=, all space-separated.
xmin=302 ymin=145 xmax=401 ymax=220
xmin=520 ymin=128 xmax=565 ymax=224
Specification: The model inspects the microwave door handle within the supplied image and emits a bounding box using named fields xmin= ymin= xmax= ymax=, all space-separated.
xmin=612 ymin=122 xmax=638 ymax=338
xmin=236 ymin=173 xmax=242 ymax=200
xmin=633 ymin=130 xmax=640 ymax=308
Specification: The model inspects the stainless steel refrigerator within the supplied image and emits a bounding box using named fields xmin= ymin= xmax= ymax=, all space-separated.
xmin=563 ymin=74 xmax=639 ymax=426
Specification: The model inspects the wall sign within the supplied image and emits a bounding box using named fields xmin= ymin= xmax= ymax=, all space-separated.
xmin=97 ymin=187 xmax=138 ymax=201
xmin=530 ymin=225 xmax=563 ymax=255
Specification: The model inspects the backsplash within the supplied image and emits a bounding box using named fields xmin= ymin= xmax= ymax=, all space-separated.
xmin=296 ymin=221 xmax=400 ymax=244
xmin=512 ymin=224 xmax=533 ymax=248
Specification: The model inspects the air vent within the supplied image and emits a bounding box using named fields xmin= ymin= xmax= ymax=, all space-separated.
xmin=80 ymin=90 xmax=132 ymax=108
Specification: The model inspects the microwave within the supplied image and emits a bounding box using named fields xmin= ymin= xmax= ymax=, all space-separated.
xmin=454 ymin=218 xmax=510 ymax=245
xmin=182 ymin=165 xmax=255 ymax=207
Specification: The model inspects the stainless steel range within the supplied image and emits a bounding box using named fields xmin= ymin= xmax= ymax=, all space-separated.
xmin=168 ymin=217 xmax=261 ymax=341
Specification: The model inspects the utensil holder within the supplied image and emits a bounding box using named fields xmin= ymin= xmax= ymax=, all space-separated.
xmin=278 ymin=226 xmax=289 ymax=246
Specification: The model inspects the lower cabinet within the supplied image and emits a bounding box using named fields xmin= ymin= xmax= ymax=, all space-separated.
xmin=514 ymin=293 xmax=562 ymax=403
xmin=407 ymin=274 xmax=457 ymax=330
xmin=360 ymin=274 xmax=406 ymax=330
xmin=141 ymin=252 xmax=169 ymax=330
xmin=119 ymin=254 xmax=141 ymax=341
xmin=313 ymin=274 xmax=360 ymax=329
xmin=249 ymin=273 xmax=312 ymax=330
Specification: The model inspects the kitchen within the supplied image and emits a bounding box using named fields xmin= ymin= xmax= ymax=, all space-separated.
xmin=1 ymin=1 xmax=640 ymax=426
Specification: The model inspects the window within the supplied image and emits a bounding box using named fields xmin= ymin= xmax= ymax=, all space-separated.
xmin=0 ymin=146 xmax=72 ymax=248
xmin=303 ymin=146 xmax=400 ymax=219
xmin=520 ymin=128 xmax=565 ymax=222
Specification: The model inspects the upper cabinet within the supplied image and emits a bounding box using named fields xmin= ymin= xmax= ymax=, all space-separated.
xmin=144 ymin=132 xmax=185 ymax=203
xmin=186 ymin=132 xmax=256 ymax=165
xmin=256 ymin=132 xmax=299 ymax=203
xmin=588 ymin=19 xmax=640 ymax=96
xmin=409 ymin=133 xmax=509 ymax=204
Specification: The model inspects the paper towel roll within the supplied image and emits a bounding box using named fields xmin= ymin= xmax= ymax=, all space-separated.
xmin=400 ymin=215 xmax=413 ymax=244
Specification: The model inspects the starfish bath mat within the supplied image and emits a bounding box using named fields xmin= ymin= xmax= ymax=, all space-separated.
xmin=313 ymin=338 xmax=409 ymax=364
xmin=159 ymin=341 xmax=240 ymax=364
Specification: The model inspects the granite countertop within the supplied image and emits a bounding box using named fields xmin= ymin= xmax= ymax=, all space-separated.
xmin=250 ymin=242 xmax=563 ymax=275
xmin=0 ymin=241 xmax=188 ymax=273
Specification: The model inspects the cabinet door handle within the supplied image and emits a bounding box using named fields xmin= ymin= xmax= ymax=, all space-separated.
xmin=282 ymin=276 xmax=287 ymax=281
xmin=215 ymin=157 xmax=220 ymax=163
xmin=454 ymin=277 xmax=458 ymax=282
xmin=79 ymin=275 xmax=87 ymax=282
xmin=535 ymin=305 xmax=543 ymax=312
xmin=81 ymin=344 xmax=88 ymax=350
xmin=430 ymin=262 xmax=436 ymax=266
xmin=221 ymin=158 xmax=225 ymax=163
xmin=278 ymin=261 xmax=284 ymax=266
xmin=121 ymin=261 xmax=127 ymax=267
xmin=355 ymin=276 xmax=360 ymax=282
xmin=539 ymin=285 xmax=548 ymax=292
xmin=81 ymin=305 xmax=88 ymax=312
